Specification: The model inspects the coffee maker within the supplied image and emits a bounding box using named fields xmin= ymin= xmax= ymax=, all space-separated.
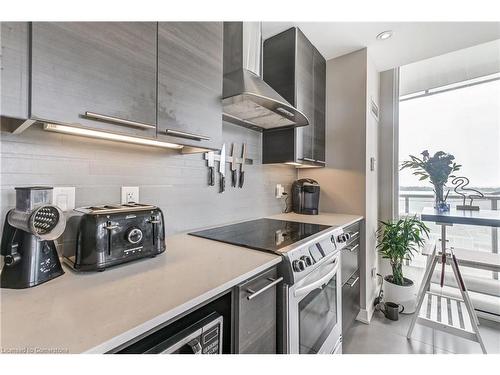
xmin=1 ymin=187 xmax=66 ymax=289
xmin=291 ymin=179 xmax=320 ymax=215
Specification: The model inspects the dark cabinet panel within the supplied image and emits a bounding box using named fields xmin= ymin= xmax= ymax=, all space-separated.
xmin=313 ymin=47 xmax=326 ymax=163
xmin=341 ymin=221 xmax=361 ymax=338
xmin=31 ymin=22 xmax=157 ymax=137
xmin=262 ymin=29 xmax=295 ymax=105
xmin=1 ymin=22 xmax=29 ymax=119
xmin=341 ymin=221 xmax=360 ymax=285
xmin=157 ymin=22 xmax=223 ymax=149
xmin=262 ymin=27 xmax=326 ymax=167
xmin=342 ymin=269 xmax=360 ymax=337
xmin=295 ymin=30 xmax=314 ymax=162
xmin=236 ymin=267 xmax=278 ymax=354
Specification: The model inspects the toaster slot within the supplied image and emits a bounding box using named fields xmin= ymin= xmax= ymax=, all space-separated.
xmin=104 ymin=221 xmax=118 ymax=256
xmin=149 ymin=215 xmax=161 ymax=246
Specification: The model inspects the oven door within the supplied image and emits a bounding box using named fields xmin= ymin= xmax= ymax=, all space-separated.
xmin=288 ymin=253 xmax=342 ymax=354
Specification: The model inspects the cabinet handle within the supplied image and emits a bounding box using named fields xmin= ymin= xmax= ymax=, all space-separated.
xmin=165 ymin=129 xmax=211 ymax=141
xmin=300 ymin=158 xmax=326 ymax=164
xmin=343 ymin=243 xmax=359 ymax=252
xmin=346 ymin=276 xmax=360 ymax=288
xmin=246 ymin=277 xmax=283 ymax=301
xmin=348 ymin=231 xmax=360 ymax=241
xmin=84 ymin=112 xmax=156 ymax=130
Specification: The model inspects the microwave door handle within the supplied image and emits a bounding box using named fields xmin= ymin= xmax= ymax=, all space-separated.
xmin=294 ymin=260 xmax=340 ymax=299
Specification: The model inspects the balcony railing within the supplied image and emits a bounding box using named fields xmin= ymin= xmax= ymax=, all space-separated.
xmin=399 ymin=192 xmax=499 ymax=280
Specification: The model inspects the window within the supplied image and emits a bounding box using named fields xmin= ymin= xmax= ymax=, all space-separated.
xmin=398 ymin=75 xmax=500 ymax=283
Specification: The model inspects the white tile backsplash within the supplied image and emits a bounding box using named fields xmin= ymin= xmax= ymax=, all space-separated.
xmin=0 ymin=122 xmax=296 ymax=241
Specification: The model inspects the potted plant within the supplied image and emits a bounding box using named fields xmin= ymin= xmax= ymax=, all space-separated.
xmin=401 ymin=150 xmax=461 ymax=212
xmin=377 ymin=216 xmax=430 ymax=314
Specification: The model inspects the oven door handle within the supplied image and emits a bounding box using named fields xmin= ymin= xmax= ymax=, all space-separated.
xmin=294 ymin=260 xmax=340 ymax=298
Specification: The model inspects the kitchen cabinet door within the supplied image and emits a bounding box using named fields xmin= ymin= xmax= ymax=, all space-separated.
xmin=341 ymin=221 xmax=361 ymax=285
xmin=157 ymin=22 xmax=223 ymax=149
xmin=295 ymin=29 xmax=314 ymax=162
xmin=31 ymin=22 xmax=157 ymax=137
xmin=1 ymin=22 xmax=29 ymax=119
xmin=313 ymin=47 xmax=326 ymax=163
xmin=262 ymin=27 xmax=326 ymax=167
xmin=342 ymin=269 xmax=360 ymax=337
xmin=236 ymin=267 xmax=278 ymax=354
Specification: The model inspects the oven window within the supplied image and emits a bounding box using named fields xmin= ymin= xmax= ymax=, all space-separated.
xmin=298 ymin=274 xmax=337 ymax=354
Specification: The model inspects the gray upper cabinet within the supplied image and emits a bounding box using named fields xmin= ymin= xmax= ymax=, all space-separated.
xmin=157 ymin=22 xmax=223 ymax=149
xmin=313 ymin=47 xmax=326 ymax=163
xmin=31 ymin=22 xmax=157 ymax=137
xmin=262 ymin=27 xmax=326 ymax=167
xmin=295 ymin=30 xmax=315 ymax=162
xmin=1 ymin=22 xmax=29 ymax=119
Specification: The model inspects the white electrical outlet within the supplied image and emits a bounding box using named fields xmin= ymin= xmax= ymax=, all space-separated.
xmin=52 ymin=187 xmax=76 ymax=211
xmin=121 ymin=186 xmax=139 ymax=204
xmin=371 ymin=267 xmax=377 ymax=278
xmin=275 ymin=184 xmax=285 ymax=198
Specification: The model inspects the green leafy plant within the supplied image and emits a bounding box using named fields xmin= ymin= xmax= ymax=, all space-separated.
xmin=401 ymin=150 xmax=461 ymax=185
xmin=376 ymin=216 xmax=430 ymax=286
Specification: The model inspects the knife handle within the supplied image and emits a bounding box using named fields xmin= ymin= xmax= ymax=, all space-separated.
xmin=208 ymin=167 xmax=215 ymax=186
xmin=220 ymin=174 xmax=225 ymax=193
xmin=231 ymin=169 xmax=237 ymax=187
xmin=238 ymin=171 xmax=245 ymax=188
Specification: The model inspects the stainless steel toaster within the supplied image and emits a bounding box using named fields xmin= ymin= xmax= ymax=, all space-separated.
xmin=63 ymin=203 xmax=165 ymax=271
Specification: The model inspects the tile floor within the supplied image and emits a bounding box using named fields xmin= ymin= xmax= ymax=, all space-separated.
xmin=343 ymin=310 xmax=500 ymax=354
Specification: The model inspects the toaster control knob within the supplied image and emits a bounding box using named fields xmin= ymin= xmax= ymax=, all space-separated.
xmin=292 ymin=259 xmax=306 ymax=272
xmin=127 ymin=228 xmax=143 ymax=244
xmin=300 ymin=255 xmax=313 ymax=267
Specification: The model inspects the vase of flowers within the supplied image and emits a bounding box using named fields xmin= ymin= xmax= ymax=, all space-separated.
xmin=401 ymin=150 xmax=461 ymax=212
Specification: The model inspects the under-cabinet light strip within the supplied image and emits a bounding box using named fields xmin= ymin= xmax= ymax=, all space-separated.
xmin=43 ymin=123 xmax=183 ymax=150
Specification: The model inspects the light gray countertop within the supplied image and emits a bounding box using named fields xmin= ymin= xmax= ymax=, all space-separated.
xmin=1 ymin=233 xmax=280 ymax=354
xmin=0 ymin=211 xmax=362 ymax=354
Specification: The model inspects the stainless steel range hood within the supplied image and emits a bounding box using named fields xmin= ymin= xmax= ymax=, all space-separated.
xmin=222 ymin=22 xmax=309 ymax=131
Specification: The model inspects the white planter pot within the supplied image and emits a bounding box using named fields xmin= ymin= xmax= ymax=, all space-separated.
xmin=383 ymin=276 xmax=417 ymax=314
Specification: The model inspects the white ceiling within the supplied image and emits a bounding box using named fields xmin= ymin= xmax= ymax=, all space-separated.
xmin=261 ymin=22 xmax=500 ymax=71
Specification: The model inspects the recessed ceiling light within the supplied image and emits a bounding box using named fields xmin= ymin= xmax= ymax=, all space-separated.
xmin=376 ymin=30 xmax=393 ymax=40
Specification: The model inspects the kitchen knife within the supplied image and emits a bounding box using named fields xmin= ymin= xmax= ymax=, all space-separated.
xmin=238 ymin=143 xmax=246 ymax=188
xmin=219 ymin=143 xmax=226 ymax=193
xmin=207 ymin=151 xmax=215 ymax=186
xmin=230 ymin=143 xmax=237 ymax=187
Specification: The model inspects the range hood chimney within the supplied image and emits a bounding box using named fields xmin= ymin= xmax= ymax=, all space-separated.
xmin=222 ymin=22 xmax=309 ymax=131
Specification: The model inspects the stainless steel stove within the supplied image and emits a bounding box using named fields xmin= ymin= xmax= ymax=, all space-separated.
xmin=190 ymin=218 xmax=351 ymax=354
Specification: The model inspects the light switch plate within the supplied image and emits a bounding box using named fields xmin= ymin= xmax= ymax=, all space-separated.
xmin=121 ymin=186 xmax=139 ymax=204
xmin=52 ymin=187 xmax=76 ymax=211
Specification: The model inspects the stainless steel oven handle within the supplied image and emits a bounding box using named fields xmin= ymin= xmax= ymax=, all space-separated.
xmin=246 ymin=277 xmax=283 ymax=301
xmin=84 ymin=111 xmax=156 ymax=130
xmin=294 ymin=260 xmax=340 ymax=298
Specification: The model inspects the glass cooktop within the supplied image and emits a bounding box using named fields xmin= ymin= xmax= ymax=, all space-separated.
xmin=189 ymin=218 xmax=331 ymax=253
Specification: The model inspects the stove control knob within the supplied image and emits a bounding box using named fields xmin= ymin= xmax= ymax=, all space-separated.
xmin=337 ymin=233 xmax=350 ymax=243
xmin=300 ymin=255 xmax=313 ymax=267
xmin=292 ymin=259 xmax=306 ymax=272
